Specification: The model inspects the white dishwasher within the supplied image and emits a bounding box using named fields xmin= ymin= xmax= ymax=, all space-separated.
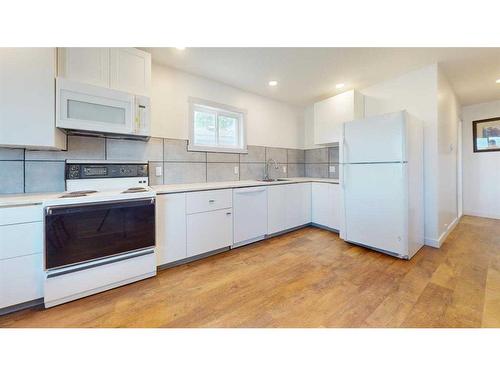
xmin=232 ymin=186 xmax=268 ymax=247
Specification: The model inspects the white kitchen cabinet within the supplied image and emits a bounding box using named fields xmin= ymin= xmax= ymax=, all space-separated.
xmin=187 ymin=209 xmax=233 ymax=257
xmin=57 ymin=47 xmax=151 ymax=97
xmin=110 ymin=48 xmax=151 ymax=97
xmin=0 ymin=254 xmax=44 ymax=309
xmin=233 ymin=187 xmax=268 ymax=246
xmin=0 ymin=48 xmax=66 ymax=149
xmin=57 ymin=48 xmax=110 ymax=87
xmin=311 ymin=182 xmax=342 ymax=231
xmin=286 ymin=183 xmax=311 ymax=228
xmin=156 ymin=193 xmax=187 ymax=266
xmin=313 ymin=89 xmax=364 ymax=145
xmin=267 ymin=185 xmax=287 ymax=234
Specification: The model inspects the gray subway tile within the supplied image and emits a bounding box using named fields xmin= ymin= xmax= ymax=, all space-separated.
xmin=25 ymin=161 xmax=65 ymax=193
xmin=206 ymin=152 xmax=239 ymax=163
xmin=328 ymin=163 xmax=340 ymax=179
xmin=287 ymin=149 xmax=305 ymax=163
xmin=305 ymin=164 xmax=329 ymax=178
xmin=107 ymin=137 xmax=163 ymax=162
xmin=287 ymin=163 xmax=305 ymax=177
xmin=329 ymin=146 xmax=340 ymax=163
xmin=207 ymin=163 xmax=239 ymax=182
xmin=265 ymin=147 xmax=287 ymax=163
xmin=163 ymin=162 xmax=206 ymax=184
xmin=239 ymin=163 xmax=265 ymax=180
xmin=0 ymin=148 xmax=24 ymax=160
xmin=164 ymin=139 xmax=206 ymax=162
xmin=305 ymin=148 xmax=329 ymax=163
xmin=148 ymin=162 xmax=164 ymax=185
xmin=268 ymin=163 xmax=287 ymax=180
xmin=25 ymin=135 xmax=105 ymax=161
xmin=0 ymin=161 xmax=24 ymax=193
xmin=240 ymin=145 xmax=265 ymax=163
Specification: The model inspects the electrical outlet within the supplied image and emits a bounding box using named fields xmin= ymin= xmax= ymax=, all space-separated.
xmin=155 ymin=166 xmax=162 ymax=177
xmin=329 ymin=165 xmax=336 ymax=173
xmin=234 ymin=166 xmax=239 ymax=174
xmin=283 ymin=165 xmax=287 ymax=173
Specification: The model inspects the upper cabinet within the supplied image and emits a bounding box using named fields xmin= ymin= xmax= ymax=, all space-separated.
xmin=0 ymin=48 xmax=66 ymax=150
xmin=313 ymin=90 xmax=364 ymax=145
xmin=57 ymin=48 xmax=151 ymax=97
xmin=109 ymin=48 xmax=151 ymax=97
xmin=57 ymin=48 xmax=110 ymax=87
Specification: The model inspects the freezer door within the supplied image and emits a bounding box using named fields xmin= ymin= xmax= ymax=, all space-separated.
xmin=343 ymin=111 xmax=406 ymax=163
xmin=343 ymin=163 xmax=407 ymax=256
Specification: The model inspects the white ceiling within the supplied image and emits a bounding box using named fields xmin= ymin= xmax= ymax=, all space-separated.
xmin=143 ymin=48 xmax=500 ymax=107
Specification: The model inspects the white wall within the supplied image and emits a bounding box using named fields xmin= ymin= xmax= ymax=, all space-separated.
xmin=359 ymin=64 xmax=442 ymax=244
xmin=151 ymin=63 xmax=304 ymax=149
xmin=461 ymin=100 xmax=500 ymax=219
xmin=437 ymin=67 xmax=461 ymax=237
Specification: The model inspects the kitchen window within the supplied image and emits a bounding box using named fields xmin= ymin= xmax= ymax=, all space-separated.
xmin=188 ymin=98 xmax=247 ymax=153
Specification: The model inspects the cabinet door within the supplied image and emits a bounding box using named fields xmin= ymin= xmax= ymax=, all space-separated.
xmin=267 ymin=185 xmax=287 ymax=234
xmin=187 ymin=209 xmax=233 ymax=257
xmin=233 ymin=187 xmax=268 ymax=244
xmin=58 ymin=48 xmax=110 ymax=87
xmin=311 ymin=182 xmax=331 ymax=227
xmin=0 ymin=48 xmax=66 ymax=149
xmin=330 ymin=184 xmax=342 ymax=231
xmin=0 ymin=254 xmax=43 ymax=309
xmin=110 ymin=48 xmax=151 ymax=96
xmin=156 ymin=193 xmax=187 ymax=265
xmin=286 ymin=183 xmax=311 ymax=228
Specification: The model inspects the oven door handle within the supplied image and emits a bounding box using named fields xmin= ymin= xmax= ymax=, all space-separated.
xmin=45 ymin=197 xmax=155 ymax=216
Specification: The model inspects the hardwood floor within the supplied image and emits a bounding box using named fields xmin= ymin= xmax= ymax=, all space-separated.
xmin=1 ymin=215 xmax=498 ymax=328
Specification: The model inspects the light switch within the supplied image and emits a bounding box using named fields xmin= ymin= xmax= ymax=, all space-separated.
xmin=329 ymin=165 xmax=336 ymax=173
xmin=234 ymin=166 xmax=239 ymax=174
xmin=155 ymin=166 xmax=162 ymax=177
xmin=283 ymin=165 xmax=287 ymax=173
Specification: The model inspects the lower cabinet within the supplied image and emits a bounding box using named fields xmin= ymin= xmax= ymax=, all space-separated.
xmin=267 ymin=183 xmax=311 ymax=235
xmin=0 ymin=253 xmax=43 ymax=309
xmin=156 ymin=193 xmax=187 ymax=265
xmin=311 ymin=182 xmax=342 ymax=231
xmin=187 ymin=209 xmax=233 ymax=257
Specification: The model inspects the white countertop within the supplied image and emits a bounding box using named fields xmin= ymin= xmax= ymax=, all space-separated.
xmin=0 ymin=178 xmax=339 ymax=207
xmin=152 ymin=178 xmax=339 ymax=194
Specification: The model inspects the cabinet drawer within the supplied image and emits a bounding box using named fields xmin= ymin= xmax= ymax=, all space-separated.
xmin=0 ymin=204 xmax=42 ymax=226
xmin=0 ymin=222 xmax=43 ymax=260
xmin=186 ymin=189 xmax=232 ymax=214
xmin=187 ymin=209 xmax=233 ymax=257
xmin=0 ymin=253 xmax=43 ymax=309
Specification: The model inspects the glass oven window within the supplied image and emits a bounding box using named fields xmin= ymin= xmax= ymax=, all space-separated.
xmin=45 ymin=199 xmax=155 ymax=270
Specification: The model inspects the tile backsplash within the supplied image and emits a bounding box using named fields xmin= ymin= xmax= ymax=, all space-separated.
xmin=0 ymin=135 xmax=339 ymax=194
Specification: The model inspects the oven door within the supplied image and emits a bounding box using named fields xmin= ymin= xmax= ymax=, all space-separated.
xmin=45 ymin=198 xmax=155 ymax=270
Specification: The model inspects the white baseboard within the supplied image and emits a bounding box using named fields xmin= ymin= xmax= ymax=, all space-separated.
xmin=424 ymin=216 xmax=460 ymax=249
xmin=463 ymin=210 xmax=500 ymax=220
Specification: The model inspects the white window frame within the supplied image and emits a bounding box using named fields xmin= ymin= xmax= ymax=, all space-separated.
xmin=188 ymin=97 xmax=247 ymax=153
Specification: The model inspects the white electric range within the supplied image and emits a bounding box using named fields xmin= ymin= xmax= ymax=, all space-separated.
xmin=43 ymin=161 xmax=157 ymax=308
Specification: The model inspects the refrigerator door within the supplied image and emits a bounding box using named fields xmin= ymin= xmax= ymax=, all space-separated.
xmin=343 ymin=111 xmax=406 ymax=163
xmin=343 ymin=163 xmax=407 ymax=257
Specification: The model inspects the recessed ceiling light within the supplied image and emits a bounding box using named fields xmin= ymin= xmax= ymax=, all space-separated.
xmin=175 ymin=47 xmax=186 ymax=50
xmin=268 ymin=80 xmax=278 ymax=87
xmin=496 ymin=78 xmax=500 ymax=83
xmin=335 ymin=83 xmax=345 ymax=89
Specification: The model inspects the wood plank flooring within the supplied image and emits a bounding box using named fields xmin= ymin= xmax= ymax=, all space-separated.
xmin=1 ymin=215 xmax=499 ymax=328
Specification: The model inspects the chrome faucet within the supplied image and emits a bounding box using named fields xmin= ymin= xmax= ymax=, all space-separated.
xmin=264 ymin=158 xmax=279 ymax=180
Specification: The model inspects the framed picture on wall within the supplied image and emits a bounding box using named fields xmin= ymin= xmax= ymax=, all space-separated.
xmin=473 ymin=117 xmax=500 ymax=152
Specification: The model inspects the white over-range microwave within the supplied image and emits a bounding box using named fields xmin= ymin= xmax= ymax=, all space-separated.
xmin=56 ymin=77 xmax=151 ymax=139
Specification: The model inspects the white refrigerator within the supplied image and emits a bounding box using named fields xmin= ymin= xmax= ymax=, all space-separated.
xmin=341 ymin=111 xmax=424 ymax=259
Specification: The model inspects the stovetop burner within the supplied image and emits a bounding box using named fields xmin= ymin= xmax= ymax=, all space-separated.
xmin=122 ymin=187 xmax=149 ymax=194
xmin=59 ymin=190 xmax=98 ymax=198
